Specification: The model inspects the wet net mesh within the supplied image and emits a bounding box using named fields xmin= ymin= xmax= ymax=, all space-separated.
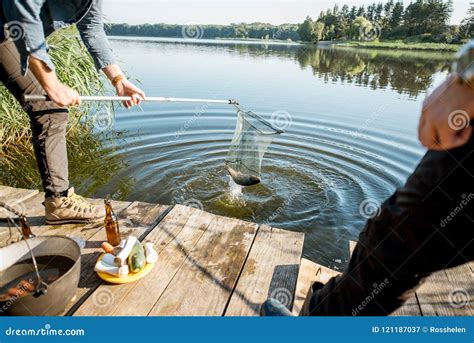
xmin=225 ymin=106 xmax=283 ymax=186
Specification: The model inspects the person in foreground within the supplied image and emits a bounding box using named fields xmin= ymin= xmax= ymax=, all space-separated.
xmin=1 ymin=0 xmax=145 ymax=224
xmin=261 ymin=40 xmax=474 ymax=316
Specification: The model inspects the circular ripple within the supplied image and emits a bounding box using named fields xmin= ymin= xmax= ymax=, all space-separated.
xmin=97 ymin=108 xmax=423 ymax=267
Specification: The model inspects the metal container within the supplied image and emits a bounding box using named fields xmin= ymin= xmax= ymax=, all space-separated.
xmin=0 ymin=236 xmax=81 ymax=316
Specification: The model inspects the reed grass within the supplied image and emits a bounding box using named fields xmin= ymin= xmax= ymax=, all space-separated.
xmin=0 ymin=26 xmax=107 ymax=149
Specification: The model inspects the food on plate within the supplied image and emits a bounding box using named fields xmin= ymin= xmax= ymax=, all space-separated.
xmin=128 ymin=242 xmax=146 ymax=273
xmin=144 ymin=242 xmax=158 ymax=264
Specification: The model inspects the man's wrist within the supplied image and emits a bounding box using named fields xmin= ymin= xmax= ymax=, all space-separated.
xmin=111 ymin=74 xmax=126 ymax=88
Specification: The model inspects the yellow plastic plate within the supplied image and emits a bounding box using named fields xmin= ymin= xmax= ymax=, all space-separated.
xmin=95 ymin=253 xmax=154 ymax=284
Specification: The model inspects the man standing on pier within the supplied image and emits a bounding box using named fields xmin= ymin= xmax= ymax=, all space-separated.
xmin=261 ymin=40 xmax=474 ymax=316
xmin=1 ymin=0 xmax=145 ymax=224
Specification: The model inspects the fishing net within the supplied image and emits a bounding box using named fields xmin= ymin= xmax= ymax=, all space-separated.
xmin=225 ymin=106 xmax=283 ymax=186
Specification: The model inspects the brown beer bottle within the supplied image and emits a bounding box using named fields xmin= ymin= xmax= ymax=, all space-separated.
xmin=19 ymin=216 xmax=32 ymax=239
xmin=104 ymin=199 xmax=121 ymax=246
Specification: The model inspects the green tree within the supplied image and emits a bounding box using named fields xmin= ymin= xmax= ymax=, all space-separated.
xmin=297 ymin=16 xmax=315 ymax=41
xmin=349 ymin=6 xmax=358 ymax=20
xmin=367 ymin=3 xmax=376 ymax=21
xmin=384 ymin=0 xmax=395 ymax=18
xmin=375 ymin=3 xmax=384 ymax=20
xmin=313 ymin=22 xmax=326 ymax=42
xmin=389 ymin=1 xmax=404 ymax=30
xmin=458 ymin=3 xmax=473 ymax=39
xmin=403 ymin=0 xmax=453 ymax=37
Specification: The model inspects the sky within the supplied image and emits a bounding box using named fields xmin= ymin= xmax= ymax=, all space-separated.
xmin=103 ymin=0 xmax=471 ymax=25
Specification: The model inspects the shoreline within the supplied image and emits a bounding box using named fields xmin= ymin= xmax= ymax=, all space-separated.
xmin=107 ymin=35 xmax=461 ymax=52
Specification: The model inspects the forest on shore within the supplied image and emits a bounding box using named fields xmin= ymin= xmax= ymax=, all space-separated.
xmin=106 ymin=0 xmax=472 ymax=45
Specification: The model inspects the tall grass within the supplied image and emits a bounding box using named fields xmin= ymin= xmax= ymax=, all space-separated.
xmin=0 ymin=26 xmax=124 ymax=194
xmin=0 ymin=26 xmax=107 ymax=149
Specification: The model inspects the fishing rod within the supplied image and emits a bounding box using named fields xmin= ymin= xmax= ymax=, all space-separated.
xmin=23 ymin=94 xmax=239 ymax=105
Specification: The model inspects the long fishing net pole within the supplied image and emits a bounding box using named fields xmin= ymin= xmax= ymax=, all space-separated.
xmin=23 ymin=94 xmax=239 ymax=105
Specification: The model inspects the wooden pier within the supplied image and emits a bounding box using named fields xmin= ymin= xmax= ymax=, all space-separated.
xmin=0 ymin=185 xmax=472 ymax=316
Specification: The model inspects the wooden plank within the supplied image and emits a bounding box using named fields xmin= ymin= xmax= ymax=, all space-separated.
xmin=64 ymin=202 xmax=169 ymax=315
xmin=415 ymin=266 xmax=473 ymax=316
xmin=391 ymin=294 xmax=422 ymax=316
xmin=444 ymin=264 xmax=473 ymax=315
xmin=292 ymin=258 xmax=340 ymax=315
xmin=225 ymin=225 xmax=304 ymax=316
xmin=0 ymin=185 xmax=39 ymax=218
xmin=0 ymin=192 xmax=45 ymax=247
xmin=113 ymin=207 xmax=214 ymax=316
xmin=349 ymin=240 xmax=357 ymax=256
xmin=147 ymin=214 xmax=259 ymax=316
xmin=74 ymin=205 xmax=209 ymax=316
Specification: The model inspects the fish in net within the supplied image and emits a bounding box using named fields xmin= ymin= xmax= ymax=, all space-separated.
xmin=225 ymin=105 xmax=283 ymax=186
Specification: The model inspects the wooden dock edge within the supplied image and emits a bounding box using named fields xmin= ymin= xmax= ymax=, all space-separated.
xmin=292 ymin=258 xmax=340 ymax=315
xmin=292 ymin=240 xmax=355 ymax=315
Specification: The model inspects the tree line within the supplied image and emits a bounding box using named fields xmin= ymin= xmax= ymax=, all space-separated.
xmin=106 ymin=22 xmax=300 ymax=41
xmin=105 ymin=0 xmax=473 ymax=43
xmin=298 ymin=0 xmax=472 ymax=43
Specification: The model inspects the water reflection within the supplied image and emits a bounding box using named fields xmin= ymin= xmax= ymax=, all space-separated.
xmin=295 ymin=47 xmax=451 ymax=97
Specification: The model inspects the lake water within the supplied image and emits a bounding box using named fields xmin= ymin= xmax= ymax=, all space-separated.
xmin=10 ymin=37 xmax=455 ymax=269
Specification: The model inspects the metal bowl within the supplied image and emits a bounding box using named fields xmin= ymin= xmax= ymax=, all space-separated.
xmin=0 ymin=236 xmax=81 ymax=316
